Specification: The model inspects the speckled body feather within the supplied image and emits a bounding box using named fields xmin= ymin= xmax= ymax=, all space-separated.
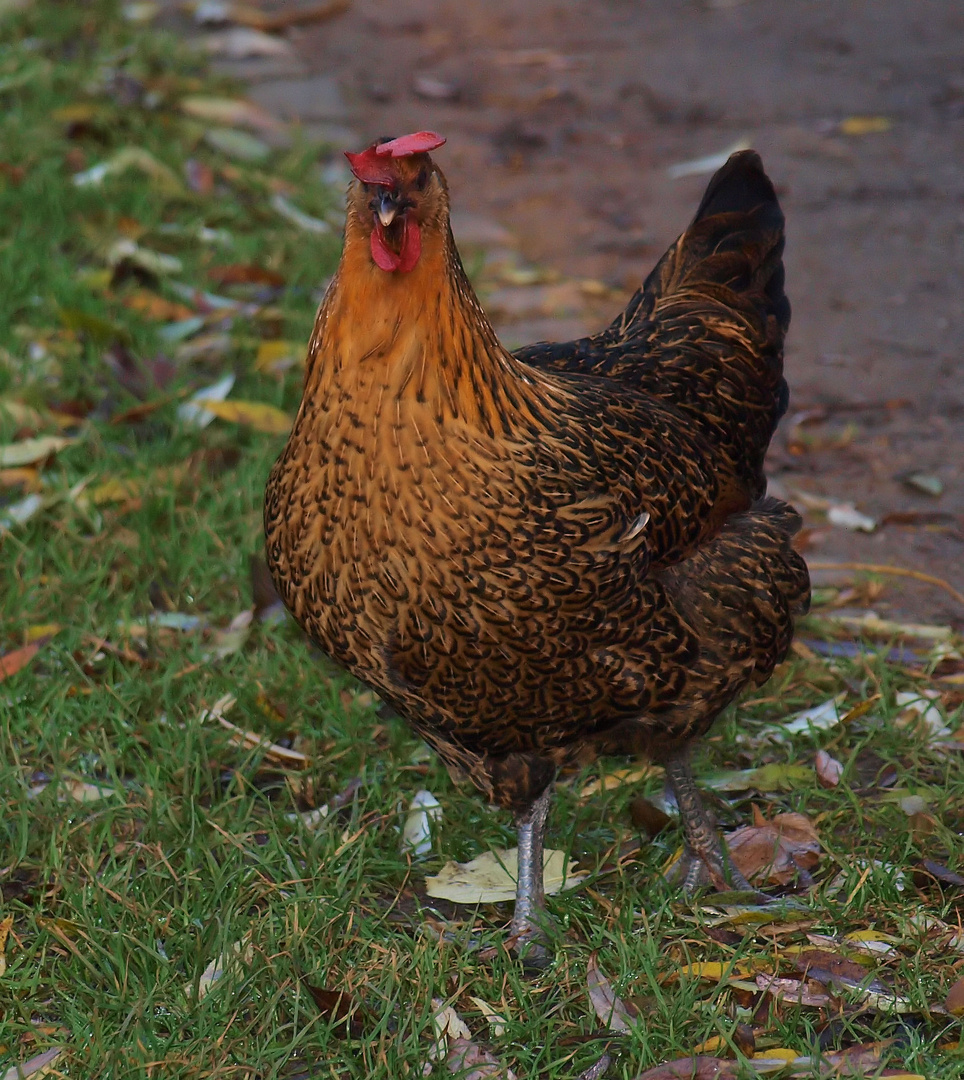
xmin=265 ymin=150 xmax=810 ymax=812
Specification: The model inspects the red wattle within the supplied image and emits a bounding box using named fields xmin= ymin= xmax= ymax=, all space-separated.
xmin=370 ymin=223 xmax=400 ymax=271
xmin=370 ymin=217 xmax=421 ymax=273
xmin=397 ymin=216 xmax=421 ymax=273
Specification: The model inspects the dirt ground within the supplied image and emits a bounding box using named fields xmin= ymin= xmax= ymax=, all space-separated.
xmin=182 ymin=0 xmax=964 ymax=625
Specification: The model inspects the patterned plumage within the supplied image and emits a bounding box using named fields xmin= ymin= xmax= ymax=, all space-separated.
xmin=265 ymin=142 xmax=810 ymax=948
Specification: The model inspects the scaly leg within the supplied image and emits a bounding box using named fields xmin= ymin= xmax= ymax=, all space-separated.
xmin=663 ymin=747 xmax=757 ymax=894
xmin=508 ymin=783 xmax=553 ymax=963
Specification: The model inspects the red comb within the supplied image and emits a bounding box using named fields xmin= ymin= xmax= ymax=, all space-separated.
xmin=375 ymin=132 xmax=445 ymax=157
xmin=345 ymin=132 xmax=446 ymax=186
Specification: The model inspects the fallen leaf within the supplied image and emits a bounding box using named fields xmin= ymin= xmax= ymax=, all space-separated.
xmin=191 ymin=398 xmax=292 ymax=435
xmin=724 ymin=809 xmax=821 ymax=886
xmin=120 ymin=289 xmax=195 ymax=321
xmin=444 ymin=1037 xmax=517 ymax=1079
xmin=761 ymin=695 xmax=846 ymax=741
xmin=814 ymin=749 xmax=843 ymax=788
xmin=180 ymin=95 xmax=283 ymax=132
xmin=107 ymin=238 xmax=183 ymax=277
xmin=899 ymin=471 xmax=943 ymax=497
xmin=72 ymin=147 xmax=182 ymax=193
xmin=0 ymin=1047 xmax=65 ymax=1080
xmin=203 ymin=609 xmax=254 ymax=660
xmin=703 ymin=763 xmax=813 ymax=792
xmin=189 ymin=939 xmax=253 ymax=998
xmin=225 ymin=0 xmax=350 ymax=32
xmin=425 ymin=847 xmax=585 ymax=903
xmin=0 ymin=640 xmax=41 ymax=681
xmin=629 ymin=1057 xmax=742 ymax=1080
xmin=208 ymin=263 xmax=285 ymax=287
xmin=755 ymin=973 xmax=833 ymax=1008
xmin=468 ymin=996 xmax=507 ymax=1038
xmin=401 ymin=789 xmax=442 ymax=857
xmin=0 ymin=492 xmax=45 ymax=531
xmin=586 ymin=954 xmax=636 ymax=1032
xmin=827 ymin=501 xmax=877 ymax=532
xmin=839 ymin=115 xmax=892 ymax=136
xmin=177 ymin=373 xmax=236 ymax=428
xmin=579 ymin=762 xmax=661 ymax=798
xmin=202 ymin=27 xmax=295 ymax=58
xmin=430 ymin=998 xmax=471 ymax=1048
xmin=271 ymin=193 xmax=330 ymax=234
xmin=0 ymin=435 xmax=74 ymax=468
xmin=254 ymin=339 xmax=302 ymax=373
xmin=945 ymin=974 xmax=964 ymax=1015
xmin=304 ymin=983 xmax=371 ymax=1038
xmin=0 ymin=913 xmax=12 ymax=977
xmin=895 ymin=689 xmax=950 ymax=738
xmin=204 ymin=127 xmax=272 ymax=162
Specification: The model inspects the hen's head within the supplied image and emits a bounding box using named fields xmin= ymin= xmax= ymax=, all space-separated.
xmin=344 ymin=132 xmax=447 ymax=274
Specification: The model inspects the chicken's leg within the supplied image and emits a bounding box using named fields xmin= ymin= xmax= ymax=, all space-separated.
xmin=508 ymin=783 xmax=553 ymax=963
xmin=664 ymin=747 xmax=756 ymax=894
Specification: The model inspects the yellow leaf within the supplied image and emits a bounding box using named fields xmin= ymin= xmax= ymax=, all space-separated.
xmin=0 ymin=435 xmax=74 ymax=468
xmin=677 ymin=967 xmax=721 ymax=984
xmin=26 ymin=624 xmax=60 ymax=642
xmin=88 ymin=477 xmax=144 ymax=505
xmin=754 ymin=1048 xmax=798 ymax=1062
xmin=194 ymin=398 xmax=292 ymax=434
xmin=844 ymin=929 xmax=898 ymax=942
xmin=691 ymin=1036 xmax=724 ymax=1054
xmin=579 ymin=763 xmax=661 ymax=798
xmin=254 ymin=339 xmax=302 ymax=373
xmin=425 ymin=848 xmax=585 ymax=903
xmin=839 ymin=115 xmax=891 ymax=136
xmin=0 ymin=913 xmax=12 ymax=978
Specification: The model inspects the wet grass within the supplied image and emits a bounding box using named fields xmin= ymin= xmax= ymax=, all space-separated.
xmin=2 ymin=3 xmax=964 ymax=1078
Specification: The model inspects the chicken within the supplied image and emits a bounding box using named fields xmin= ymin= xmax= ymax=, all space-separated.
xmin=264 ymin=131 xmax=810 ymax=958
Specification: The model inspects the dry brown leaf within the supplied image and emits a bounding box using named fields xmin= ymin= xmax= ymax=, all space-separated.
xmin=0 ymin=913 xmax=12 ymax=977
xmin=815 ymin=749 xmax=844 ymax=788
xmin=120 ymin=289 xmax=195 ymax=321
xmin=755 ymin=973 xmax=833 ymax=1008
xmin=630 ymin=1057 xmax=741 ymax=1080
xmin=944 ymin=973 xmax=964 ymax=1015
xmin=0 ymin=641 xmax=41 ymax=682
xmin=445 ymin=1038 xmax=517 ymax=1079
xmin=725 ymin=808 xmax=821 ymax=886
xmin=586 ymin=953 xmax=636 ymax=1032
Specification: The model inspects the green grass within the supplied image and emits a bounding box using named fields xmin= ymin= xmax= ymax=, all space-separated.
xmin=2 ymin=4 xmax=964 ymax=1078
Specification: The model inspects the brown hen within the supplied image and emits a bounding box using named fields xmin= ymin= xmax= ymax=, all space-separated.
xmin=264 ymin=133 xmax=810 ymax=956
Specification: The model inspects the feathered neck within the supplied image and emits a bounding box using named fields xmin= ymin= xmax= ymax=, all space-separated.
xmin=301 ymin=207 xmax=562 ymax=437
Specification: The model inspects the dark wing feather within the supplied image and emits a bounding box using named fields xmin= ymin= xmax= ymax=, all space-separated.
xmin=514 ymin=150 xmax=789 ymax=498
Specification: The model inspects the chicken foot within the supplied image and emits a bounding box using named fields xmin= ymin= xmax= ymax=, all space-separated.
xmin=663 ymin=748 xmax=759 ymax=896
xmin=508 ymin=783 xmax=553 ymax=965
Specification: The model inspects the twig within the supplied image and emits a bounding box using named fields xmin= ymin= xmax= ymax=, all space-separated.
xmin=806 ymin=561 xmax=964 ymax=608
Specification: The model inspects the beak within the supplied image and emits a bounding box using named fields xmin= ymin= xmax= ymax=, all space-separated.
xmin=376 ymin=190 xmax=399 ymax=227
